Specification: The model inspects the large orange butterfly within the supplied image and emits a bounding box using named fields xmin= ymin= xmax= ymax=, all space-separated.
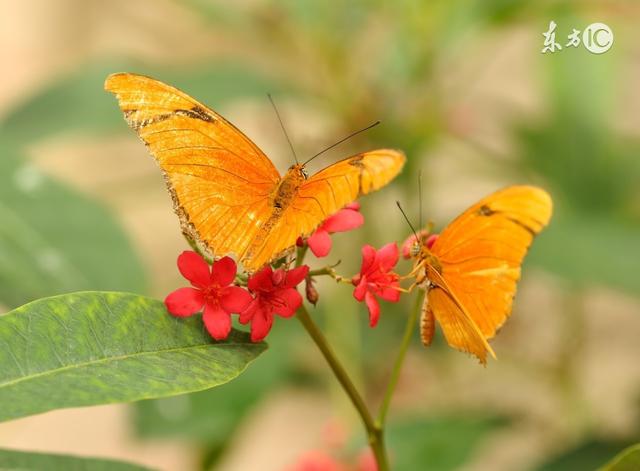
xmin=407 ymin=186 xmax=552 ymax=364
xmin=105 ymin=73 xmax=405 ymax=272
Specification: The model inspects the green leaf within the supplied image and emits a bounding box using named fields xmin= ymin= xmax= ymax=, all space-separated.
xmin=0 ymin=291 xmax=266 ymax=422
xmin=600 ymin=444 xmax=640 ymax=471
xmin=0 ymin=143 xmax=146 ymax=308
xmin=0 ymin=61 xmax=284 ymax=143
xmin=132 ymin=318 xmax=298 ymax=440
xmin=387 ymin=415 xmax=507 ymax=471
xmin=528 ymin=206 xmax=640 ymax=295
xmin=0 ymin=448 xmax=154 ymax=471
xmin=535 ymin=439 xmax=634 ymax=471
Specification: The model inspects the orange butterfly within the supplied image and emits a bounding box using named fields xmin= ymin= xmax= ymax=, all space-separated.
xmin=105 ymin=73 xmax=405 ymax=272
xmin=406 ymin=186 xmax=552 ymax=364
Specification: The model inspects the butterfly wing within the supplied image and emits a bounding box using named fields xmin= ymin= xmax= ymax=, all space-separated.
xmin=239 ymin=150 xmax=406 ymax=271
xmin=427 ymin=185 xmax=552 ymax=363
xmin=424 ymin=288 xmax=494 ymax=360
xmin=104 ymin=73 xmax=281 ymax=259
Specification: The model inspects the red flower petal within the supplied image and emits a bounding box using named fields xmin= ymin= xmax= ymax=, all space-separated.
xmin=284 ymin=265 xmax=310 ymax=288
xmin=378 ymin=285 xmax=401 ymax=302
xmin=359 ymin=245 xmax=377 ymax=274
xmin=353 ymin=276 xmax=367 ymax=301
xmin=202 ymin=302 xmax=232 ymax=340
xmin=345 ymin=202 xmax=360 ymax=211
xmin=220 ymin=286 xmax=253 ymax=313
xmin=164 ymin=287 xmax=204 ymax=317
xmin=322 ymin=207 xmax=364 ymax=233
xmin=177 ymin=251 xmax=211 ymax=289
xmin=376 ymin=242 xmax=399 ymax=272
xmin=287 ymin=450 xmax=342 ymax=471
xmin=248 ymin=266 xmax=274 ymax=291
xmin=272 ymin=268 xmax=286 ymax=286
xmin=211 ymin=256 xmax=237 ymax=286
xmin=307 ymin=229 xmax=332 ymax=257
xmin=239 ymin=298 xmax=259 ymax=324
xmin=365 ymin=291 xmax=381 ymax=327
xmin=273 ymin=288 xmax=303 ymax=318
xmin=357 ymin=449 xmax=378 ymax=471
xmin=250 ymin=308 xmax=273 ymax=342
xmin=426 ymin=234 xmax=439 ymax=249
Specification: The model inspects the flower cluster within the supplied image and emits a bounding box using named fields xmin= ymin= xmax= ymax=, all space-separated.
xmin=239 ymin=265 xmax=309 ymax=341
xmin=285 ymin=419 xmax=377 ymax=471
xmin=352 ymin=243 xmax=401 ymax=327
xmin=165 ymin=251 xmax=308 ymax=342
xmin=165 ymin=201 xmax=407 ymax=342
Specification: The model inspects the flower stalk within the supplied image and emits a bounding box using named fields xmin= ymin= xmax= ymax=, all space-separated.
xmin=296 ymin=305 xmax=389 ymax=470
xmin=295 ymin=245 xmax=391 ymax=470
xmin=377 ymin=291 xmax=424 ymax=427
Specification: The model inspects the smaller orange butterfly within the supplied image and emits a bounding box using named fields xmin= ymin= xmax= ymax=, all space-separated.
xmin=404 ymin=186 xmax=553 ymax=364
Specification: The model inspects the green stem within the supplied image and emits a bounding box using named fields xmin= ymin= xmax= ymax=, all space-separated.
xmin=296 ymin=305 xmax=389 ymax=470
xmin=295 ymin=245 xmax=389 ymax=470
xmin=377 ymin=292 xmax=423 ymax=427
xmin=308 ymin=267 xmax=332 ymax=277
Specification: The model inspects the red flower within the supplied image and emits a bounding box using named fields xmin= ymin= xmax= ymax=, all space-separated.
xmin=356 ymin=449 xmax=378 ymax=471
xmin=401 ymin=230 xmax=439 ymax=259
xmin=287 ymin=450 xmax=344 ymax=471
xmin=165 ymin=251 xmax=252 ymax=340
xmin=352 ymin=243 xmax=401 ymax=327
xmin=299 ymin=202 xmax=364 ymax=257
xmin=240 ymin=265 xmax=310 ymax=342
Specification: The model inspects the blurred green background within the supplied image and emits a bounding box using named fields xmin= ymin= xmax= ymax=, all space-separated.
xmin=0 ymin=1 xmax=639 ymax=470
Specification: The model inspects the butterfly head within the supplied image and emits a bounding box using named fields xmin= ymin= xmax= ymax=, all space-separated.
xmin=402 ymin=228 xmax=434 ymax=260
xmin=284 ymin=163 xmax=308 ymax=180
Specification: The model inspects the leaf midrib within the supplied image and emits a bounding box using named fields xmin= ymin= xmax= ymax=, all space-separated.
xmin=0 ymin=342 xmax=257 ymax=389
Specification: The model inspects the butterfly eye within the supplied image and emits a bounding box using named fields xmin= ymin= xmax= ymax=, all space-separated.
xmin=410 ymin=242 xmax=421 ymax=257
xmin=301 ymin=168 xmax=309 ymax=179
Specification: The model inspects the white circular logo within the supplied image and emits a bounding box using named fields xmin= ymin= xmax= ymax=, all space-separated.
xmin=582 ymin=22 xmax=613 ymax=54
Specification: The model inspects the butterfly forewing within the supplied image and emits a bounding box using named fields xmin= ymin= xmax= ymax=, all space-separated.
xmin=105 ymin=73 xmax=281 ymax=262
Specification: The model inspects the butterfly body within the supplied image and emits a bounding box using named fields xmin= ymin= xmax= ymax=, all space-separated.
xmin=408 ymin=185 xmax=552 ymax=363
xmin=272 ymin=165 xmax=307 ymax=210
xmin=105 ymin=73 xmax=405 ymax=272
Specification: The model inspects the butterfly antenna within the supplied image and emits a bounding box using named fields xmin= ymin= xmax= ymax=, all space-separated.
xmin=396 ymin=201 xmax=419 ymax=241
xmin=302 ymin=120 xmax=381 ymax=167
xmin=268 ymin=93 xmax=299 ymax=165
xmin=418 ymin=170 xmax=423 ymax=230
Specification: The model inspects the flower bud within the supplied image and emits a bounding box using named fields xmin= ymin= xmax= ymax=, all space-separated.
xmin=305 ymin=275 xmax=319 ymax=306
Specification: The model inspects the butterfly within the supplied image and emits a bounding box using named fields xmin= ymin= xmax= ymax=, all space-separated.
xmin=406 ymin=185 xmax=552 ymax=364
xmin=104 ymin=73 xmax=405 ymax=272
